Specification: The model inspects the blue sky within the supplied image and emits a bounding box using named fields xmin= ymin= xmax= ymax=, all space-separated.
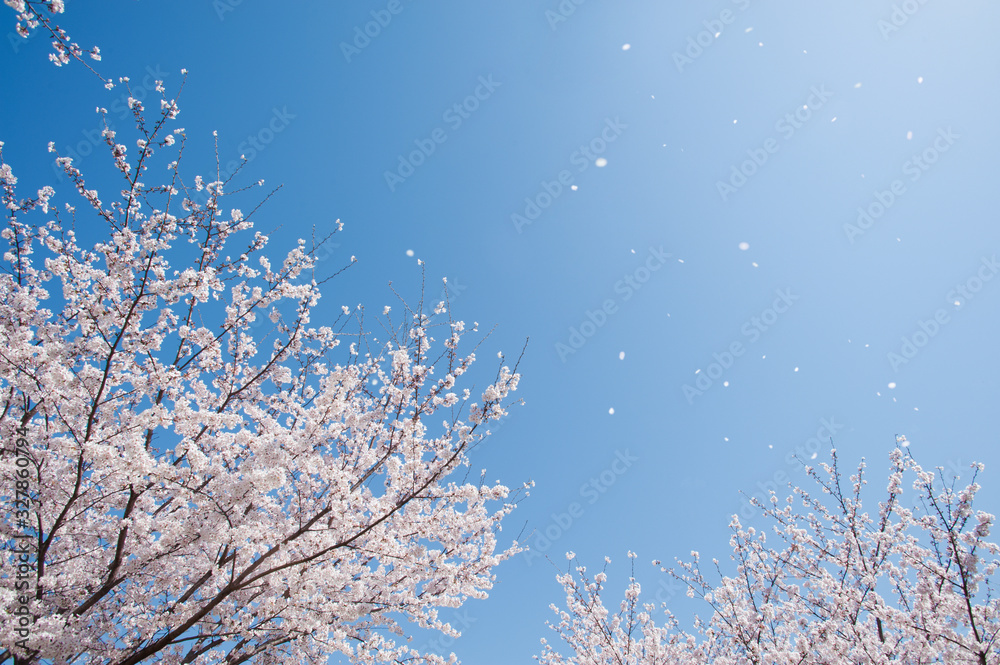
xmin=3 ymin=0 xmax=1000 ymax=662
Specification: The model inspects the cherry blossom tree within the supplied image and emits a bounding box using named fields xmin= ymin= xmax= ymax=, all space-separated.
xmin=539 ymin=447 xmax=1000 ymax=664
xmin=0 ymin=64 xmax=527 ymax=665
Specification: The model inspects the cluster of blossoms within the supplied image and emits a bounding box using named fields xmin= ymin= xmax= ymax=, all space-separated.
xmin=5 ymin=0 xmax=107 ymax=83
xmin=539 ymin=447 xmax=1000 ymax=664
xmin=0 ymin=67 xmax=527 ymax=665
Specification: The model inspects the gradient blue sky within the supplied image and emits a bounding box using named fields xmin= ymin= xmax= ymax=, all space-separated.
xmin=3 ymin=1 xmax=1000 ymax=662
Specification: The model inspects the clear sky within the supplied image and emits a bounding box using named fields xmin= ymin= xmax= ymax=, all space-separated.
xmin=3 ymin=1 xmax=1000 ymax=662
